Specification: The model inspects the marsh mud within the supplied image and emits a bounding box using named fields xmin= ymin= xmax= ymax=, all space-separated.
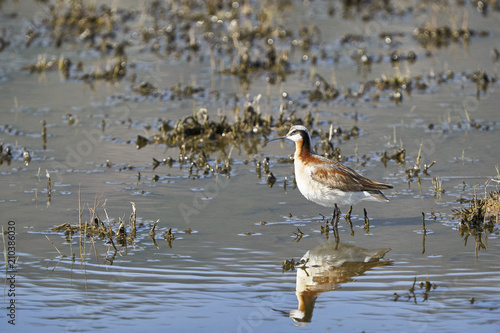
xmin=1 ymin=0 xmax=500 ymax=332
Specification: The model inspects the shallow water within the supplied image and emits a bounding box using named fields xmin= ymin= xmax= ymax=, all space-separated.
xmin=1 ymin=1 xmax=500 ymax=332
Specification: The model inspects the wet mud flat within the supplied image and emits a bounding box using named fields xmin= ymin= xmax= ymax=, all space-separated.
xmin=0 ymin=0 xmax=500 ymax=332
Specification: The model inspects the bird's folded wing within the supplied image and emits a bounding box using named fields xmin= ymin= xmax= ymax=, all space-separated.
xmin=310 ymin=160 xmax=392 ymax=192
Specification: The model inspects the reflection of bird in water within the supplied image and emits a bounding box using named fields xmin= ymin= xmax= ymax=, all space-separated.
xmin=268 ymin=125 xmax=392 ymax=208
xmin=290 ymin=242 xmax=391 ymax=324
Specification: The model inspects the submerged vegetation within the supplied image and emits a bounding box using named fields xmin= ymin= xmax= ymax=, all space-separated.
xmin=454 ymin=188 xmax=500 ymax=255
xmin=0 ymin=0 xmax=492 ymax=176
xmin=6 ymin=0 xmax=493 ymax=180
xmin=16 ymin=0 xmax=496 ymax=98
xmin=393 ymin=276 xmax=438 ymax=303
xmin=49 ymin=199 xmax=183 ymax=266
xmin=454 ymin=189 xmax=500 ymax=227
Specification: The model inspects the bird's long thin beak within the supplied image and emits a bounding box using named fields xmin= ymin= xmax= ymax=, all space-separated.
xmin=266 ymin=136 xmax=286 ymax=144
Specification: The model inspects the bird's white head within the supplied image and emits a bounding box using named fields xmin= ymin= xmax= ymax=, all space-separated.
xmin=267 ymin=125 xmax=313 ymax=154
xmin=284 ymin=125 xmax=310 ymax=143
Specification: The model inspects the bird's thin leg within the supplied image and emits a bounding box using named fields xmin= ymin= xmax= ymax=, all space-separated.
xmin=332 ymin=204 xmax=341 ymax=228
xmin=331 ymin=206 xmax=336 ymax=226
xmin=332 ymin=204 xmax=340 ymax=246
xmin=336 ymin=204 xmax=341 ymax=225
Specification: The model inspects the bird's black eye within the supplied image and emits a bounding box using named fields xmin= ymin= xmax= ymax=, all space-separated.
xmin=289 ymin=129 xmax=297 ymax=135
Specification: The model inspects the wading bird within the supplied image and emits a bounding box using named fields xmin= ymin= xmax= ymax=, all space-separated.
xmin=268 ymin=125 xmax=392 ymax=214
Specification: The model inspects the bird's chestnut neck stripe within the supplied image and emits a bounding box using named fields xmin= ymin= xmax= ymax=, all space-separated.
xmin=296 ymin=132 xmax=313 ymax=160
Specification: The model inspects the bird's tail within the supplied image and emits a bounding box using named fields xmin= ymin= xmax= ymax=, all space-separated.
xmin=367 ymin=190 xmax=390 ymax=201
